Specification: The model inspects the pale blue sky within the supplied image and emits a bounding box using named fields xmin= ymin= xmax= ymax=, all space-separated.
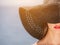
xmin=0 ymin=6 xmax=38 ymax=45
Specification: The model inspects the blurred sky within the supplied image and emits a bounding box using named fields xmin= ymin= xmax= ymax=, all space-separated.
xmin=0 ymin=0 xmax=44 ymax=6
xmin=0 ymin=0 xmax=43 ymax=45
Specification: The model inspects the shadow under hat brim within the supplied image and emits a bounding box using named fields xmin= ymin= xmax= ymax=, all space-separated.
xmin=29 ymin=4 xmax=60 ymax=23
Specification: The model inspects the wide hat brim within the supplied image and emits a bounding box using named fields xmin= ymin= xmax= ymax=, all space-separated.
xmin=19 ymin=4 xmax=60 ymax=40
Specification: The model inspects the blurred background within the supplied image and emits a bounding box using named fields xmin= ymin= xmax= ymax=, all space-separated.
xmin=0 ymin=0 xmax=44 ymax=45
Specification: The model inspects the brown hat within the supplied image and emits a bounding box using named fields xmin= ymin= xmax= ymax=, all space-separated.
xmin=19 ymin=3 xmax=60 ymax=40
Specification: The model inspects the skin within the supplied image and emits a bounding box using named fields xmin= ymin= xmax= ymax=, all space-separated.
xmin=37 ymin=23 xmax=60 ymax=45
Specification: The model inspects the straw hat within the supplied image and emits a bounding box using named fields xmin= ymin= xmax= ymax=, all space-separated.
xmin=19 ymin=1 xmax=60 ymax=40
